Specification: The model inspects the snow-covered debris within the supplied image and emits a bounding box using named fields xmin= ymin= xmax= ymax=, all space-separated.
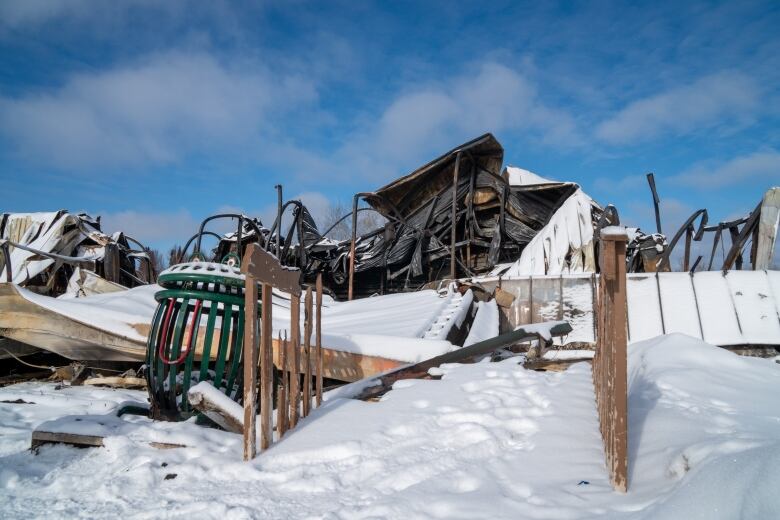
xmin=1 ymin=212 xmax=84 ymax=284
xmin=503 ymin=188 xmax=597 ymax=276
xmin=422 ymin=288 xmax=473 ymax=340
xmin=188 ymin=381 xmax=245 ymax=433
xmin=2 ymin=281 xmax=473 ymax=365
xmin=0 ymin=211 xmax=153 ymax=294
xmin=15 ymin=283 xmax=160 ymax=343
xmin=463 ymin=300 xmax=500 ymax=346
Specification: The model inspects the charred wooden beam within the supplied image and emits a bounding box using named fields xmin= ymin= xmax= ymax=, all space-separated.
xmin=450 ymin=151 xmax=462 ymax=280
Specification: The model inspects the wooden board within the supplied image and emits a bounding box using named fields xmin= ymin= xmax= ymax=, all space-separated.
xmin=271 ymin=337 xmax=403 ymax=382
xmin=30 ymin=430 xmax=186 ymax=450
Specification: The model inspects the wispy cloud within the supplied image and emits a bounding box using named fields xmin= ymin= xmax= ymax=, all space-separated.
xmin=0 ymin=0 xmax=182 ymax=29
xmin=0 ymin=0 xmax=94 ymax=27
xmin=673 ymin=149 xmax=780 ymax=188
xmin=0 ymin=51 xmax=317 ymax=170
xmin=333 ymin=62 xmax=582 ymax=181
xmin=595 ymin=72 xmax=760 ymax=145
xmin=98 ymin=208 xmax=199 ymax=245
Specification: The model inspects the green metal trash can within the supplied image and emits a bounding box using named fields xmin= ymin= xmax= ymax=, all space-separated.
xmin=146 ymin=261 xmax=255 ymax=420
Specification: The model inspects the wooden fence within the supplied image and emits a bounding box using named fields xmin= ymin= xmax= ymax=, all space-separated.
xmin=593 ymin=229 xmax=628 ymax=492
xmin=241 ymin=244 xmax=323 ymax=461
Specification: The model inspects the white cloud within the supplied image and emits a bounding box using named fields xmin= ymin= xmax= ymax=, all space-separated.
xmin=0 ymin=0 xmax=176 ymax=28
xmin=98 ymin=208 xmax=199 ymax=245
xmin=0 ymin=51 xmax=317 ymax=170
xmin=0 ymin=0 xmax=90 ymax=26
xmin=334 ymin=62 xmax=583 ymax=180
xmin=595 ymin=72 xmax=759 ymax=145
xmin=674 ymin=149 xmax=780 ymax=188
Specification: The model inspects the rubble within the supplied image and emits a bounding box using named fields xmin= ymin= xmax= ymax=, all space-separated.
xmin=0 ymin=210 xmax=155 ymax=296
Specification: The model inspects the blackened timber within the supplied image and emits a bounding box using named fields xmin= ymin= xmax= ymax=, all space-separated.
xmin=646 ymin=172 xmax=662 ymax=234
xmin=451 ymin=152 xmax=461 ymax=281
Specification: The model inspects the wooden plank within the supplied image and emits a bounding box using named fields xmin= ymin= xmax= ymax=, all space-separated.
xmin=302 ymin=286 xmax=313 ymax=417
xmin=523 ymin=357 xmax=593 ymax=372
xmin=82 ymin=376 xmax=146 ymax=389
xmin=31 ymin=430 xmax=104 ymax=449
xmin=270 ymin=340 xmax=403 ymax=382
xmin=31 ymin=431 xmax=187 ymax=451
xmin=148 ymin=441 xmax=187 ymax=450
xmin=189 ymin=385 xmax=243 ymax=434
xmin=242 ymin=274 xmax=258 ymax=461
xmin=316 ymin=273 xmax=323 ymax=407
xmin=289 ymin=294 xmax=301 ymax=428
xmin=260 ymin=283 xmax=273 ymax=450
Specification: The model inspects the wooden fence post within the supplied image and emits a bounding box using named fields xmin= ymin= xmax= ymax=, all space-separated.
xmin=303 ymin=286 xmax=313 ymax=417
xmin=316 ymin=273 xmax=323 ymax=407
xmin=289 ymin=293 xmax=301 ymax=428
xmin=242 ymin=275 xmax=258 ymax=461
xmin=277 ymin=332 xmax=288 ymax=438
xmin=594 ymin=228 xmax=628 ymax=492
xmin=259 ymin=283 xmax=273 ymax=451
xmin=241 ymin=243 xmax=302 ymax=459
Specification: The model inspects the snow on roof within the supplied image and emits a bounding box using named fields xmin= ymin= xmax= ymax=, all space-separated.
xmin=503 ymin=166 xmax=557 ymax=186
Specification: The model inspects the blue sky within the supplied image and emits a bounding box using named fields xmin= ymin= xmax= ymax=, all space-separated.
xmin=0 ymin=0 xmax=778 ymax=258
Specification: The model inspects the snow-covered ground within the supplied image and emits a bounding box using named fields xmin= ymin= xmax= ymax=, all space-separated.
xmin=1 ymin=334 xmax=778 ymax=519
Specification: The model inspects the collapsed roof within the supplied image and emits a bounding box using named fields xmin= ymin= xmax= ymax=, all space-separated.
xmin=306 ymin=133 xmax=604 ymax=298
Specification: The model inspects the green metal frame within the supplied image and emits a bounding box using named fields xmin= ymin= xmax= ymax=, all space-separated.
xmin=146 ymin=264 xmax=258 ymax=420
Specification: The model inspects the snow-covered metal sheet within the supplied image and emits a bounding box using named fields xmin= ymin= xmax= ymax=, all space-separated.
xmin=481 ymin=270 xmax=780 ymax=347
xmin=692 ymin=271 xmax=743 ymax=345
xmin=626 ymin=274 xmax=665 ymax=342
xmin=561 ymin=275 xmax=596 ymax=344
xmin=724 ymin=270 xmax=780 ymax=344
xmin=657 ymin=273 xmax=702 ymax=339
